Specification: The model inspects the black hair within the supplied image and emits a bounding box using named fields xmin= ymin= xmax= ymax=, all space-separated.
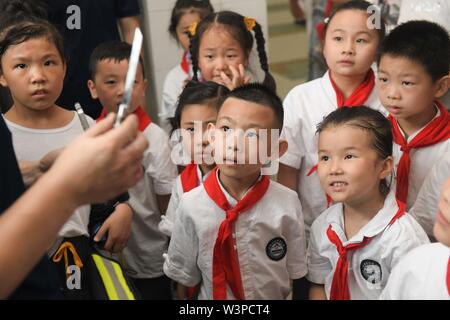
xmin=189 ymin=10 xmax=276 ymax=91
xmin=378 ymin=20 xmax=450 ymax=81
xmin=317 ymin=106 xmax=393 ymax=196
xmin=0 ymin=0 xmax=65 ymax=69
xmin=324 ymin=0 xmax=386 ymax=43
xmin=223 ymin=83 xmax=284 ymax=130
xmin=88 ymin=41 xmax=146 ymax=80
xmin=169 ymin=0 xmax=214 ymax=42
xmin=171 ymin=80 xmax=229 ymax=135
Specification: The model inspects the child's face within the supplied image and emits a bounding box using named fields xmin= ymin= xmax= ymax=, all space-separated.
xmin=317 ymin=125 xmax=391 ymax=206
xmin=198 ymin=26 xmax=248 ymax=85
xmin=433 ymin=177 xmax=450 ymax=247
xmin=378 ymin=54 xmax=446 ymax=123
xmin=88 ymin=59 xmax=147 ymax=114
xmin=0 ymin=38 xmax=66 ymax=112
xmin=180 ymin=103 xmax=217 ymax=164
xmin=177 ymin=10 xmax=201 ymax=52
xmin=208 ymin=97 xmax=283 ymax=181
xmin=323 ymin=10 xmax=379 ymax=79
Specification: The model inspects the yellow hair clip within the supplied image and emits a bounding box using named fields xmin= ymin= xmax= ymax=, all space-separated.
xmin=244 ymin=17 xmax=256 ymax=32
xmin=188 ymin=21 xmax=198 ymax=37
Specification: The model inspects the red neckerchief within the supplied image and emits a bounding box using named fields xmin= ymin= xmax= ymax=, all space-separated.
xmin=446 ymin=253 xmax=450 ymax=296
xmin=390 ymin=101 xmax=450 ymax=203
xmin=329 ymin=69 xmax=375 ymax=107
xmin=180 ymin=162 xmax=199 ymax=193
xmin=181 ymin=51 xmax=189 ymax=74
xmin=96 ymin=106 xmax=152 ymax=132
xmin=327 ymin=200 xmax=406 ymax=300
xmin=203 ymin=167 xmax=270 ymax=300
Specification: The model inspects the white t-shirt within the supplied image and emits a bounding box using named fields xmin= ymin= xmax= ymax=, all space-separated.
xmin=391 ymin=108 xmax=450 ymax=210
xmin=409 ymin=152 xmax=450 ymax=237
xmin=123 ymin=122 xmax=178 ymax=279
xmin=380 ymin=242 xmax=450 ymax=300
xmin=163 ymin=172 xmax=307 ymax=300
xmin=280 ymin=70 xmax=386 ymax=238
xmin=398 ymin=0 xmax=450 ymax=33
xmin=4 ymin=112 xmax=94 ymax=241
xmin=158 ymin=164 xmax=211 ymax=237
xmin=307 ymin=191 xmax=429 ymax=300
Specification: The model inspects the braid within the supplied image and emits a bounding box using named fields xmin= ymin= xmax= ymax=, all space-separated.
xmin=189 ymin=33 xmax=200 ymax=81
xmin=252 ymin=22 xmax=276 ymax=91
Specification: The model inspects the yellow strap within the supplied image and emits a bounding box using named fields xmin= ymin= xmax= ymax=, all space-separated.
xmin=92 ymin=254 xmax=119 ymax=300
xmin=112 ymin=262 xmax=135 ymax=300
xmin=52 ymin=241 xmax=84 ymax=277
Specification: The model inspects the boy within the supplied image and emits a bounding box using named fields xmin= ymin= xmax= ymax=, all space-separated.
xmin=88 ymin=41 xmax=178 ymax=299
xmin=163 ymin=83 xmax=308 ymax=300
xmin=381 ymin=176 xmax=450 ymax=300
xmin=377 ymin=20 xmax=450 ymax=211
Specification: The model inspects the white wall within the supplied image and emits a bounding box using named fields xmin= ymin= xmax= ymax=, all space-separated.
xmin=139 ymin=0 xmax=268 ymax=124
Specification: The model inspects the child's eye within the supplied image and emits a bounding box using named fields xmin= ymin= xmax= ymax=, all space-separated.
xmin=186 ymin=127 xmax=195 ymax=133
xmin=221 ymin=126 xmax=231 ymax=133
xmin=344 ymin=154 xmax=355 ymax=160
xmin=105 ymin=80 xmax=116 ymax=85
xmin=320 ymin=155 xmax=329 ymax=161
xmin=333 ymin=36 xmax=343 ymax=42
xmin=44 ymin=60 xmax=55 ymax=66
xmin=204 ymin=55 xmax=214 ymax=60
xmin=14 ymin=63 xmax=26 ymax=69
xmin=227 ymin=55 xmax=237 ymax=59
xmin=246 ymin=131 xmax=258 ymax=138
xmin=402 ymin=81 xmax=414 ymax=86
xmin=356 ymin=38 xmax=367 ymax=44
xmin=378 ymin=77 xmax=388 ymax=83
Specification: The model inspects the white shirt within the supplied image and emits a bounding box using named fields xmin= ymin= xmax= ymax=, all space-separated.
xmin=280 ymin=70 xmax=386 ymax=238
xmin=380 ymin=242 xmax=450 ymax=300
xmin=122 ymin=123 xmax=178 ymax=278
xmin=4 ymin=112 xmax=93 ymax=241
xmin=158 ymin=165 xmax=211 ymax=237
xmin=307 ymin=191 xmax=429 ymax=300
xmin=409 ymin=152 xmax=450 ymax=237
xmin=392 ymin=108 xmax=450 ymax=210
xmin=398 ymin=0 xmax=450 ymax=33
xmin=163 ymin=173 xmax=307 ymax=300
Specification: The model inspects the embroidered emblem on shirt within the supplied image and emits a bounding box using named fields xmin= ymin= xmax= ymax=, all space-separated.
xmin=360 ymin=259 xmax=382 ymax=284
xmin=266 ymin=237 xmax=287 ymax=261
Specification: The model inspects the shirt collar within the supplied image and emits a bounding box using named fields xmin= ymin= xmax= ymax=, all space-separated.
xmin=216 ymin=169 xmax=263 ymax=207
xmin=396 ymin=104 xmax=441 ymax=142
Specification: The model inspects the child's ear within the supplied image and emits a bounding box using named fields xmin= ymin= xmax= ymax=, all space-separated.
xmin=0 ymin=73 xmax=8 ymax=87
xmin=87 ymin=79 xmax=98 ymax=99
xmin=434 ymin=74 xmax=450 ymax=98
xmin=379 ymin=156 xmax=393 ymax=180
xmin=269 ymin=139 xmax=288 ymax=160
xmin=207 ymin=122 xmax=216 ymax=146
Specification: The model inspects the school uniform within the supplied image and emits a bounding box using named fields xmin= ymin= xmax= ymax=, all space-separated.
xmin=380 ymin=242 xmax=450 ymax=299
xmin=159 ymin=163 xmax=212 ymax=237
xmin=409 ymin=152 xmax=450 ymax=237
xmin=307 ymin=191 xmax=429 ymax=300
xmin=280 ymin=69 xmax=386 ymax=238
xmin=163 ymin=168 xmax=307 ymax=300
xmin=390 ymin=102 xmax=450 ymax=210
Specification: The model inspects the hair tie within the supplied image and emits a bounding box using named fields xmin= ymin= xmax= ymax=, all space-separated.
xmin=188 ymin=21 xmax=198 ymax=37
xmin=324 ymin=17 xmax=330 ymax=24
xmin=244 ymin=17 xmax=256 ymax=31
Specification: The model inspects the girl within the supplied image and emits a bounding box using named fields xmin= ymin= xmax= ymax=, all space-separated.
xmin=159 ymin=80 xmax=229 ymax=237
xmin=189 ymin=10 xmax=276 ymax=91
xmin=278 ymin=1 xmax=387 ymax=240
xmin=0 ymin=13 xmax=132 ymax=298
xmin=307 ymin=106 xmax=429 ymax=300
xmin=160 ymin=0 xmax=214 ymax=129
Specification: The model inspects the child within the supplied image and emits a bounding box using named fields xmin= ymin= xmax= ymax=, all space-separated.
xmin=189 ymin=10 xmax=276 ymax=91
xmin=160 ymin=0 xmax=214 ymax=129
xmin=377 ymin=20 xmax=450 ymax=211
xmin=278 ymin=1 xmax=387 ymax=239
xmin=159 ymin=80 xmax=229 ymax=237
xmin=307 ymin=106 xmax=429 ymax=300
xmin=409 ymin=152 xmax=450 ymax=238
xmin=381 ymin=176 xmax=450 ymax=299
xmin=0 ymin=13 xmax=133 ymax=299
xmin=88 ymin=41 xmax=178 ymax=299
xmin=164 ymin=83 xmax=308 ymax=300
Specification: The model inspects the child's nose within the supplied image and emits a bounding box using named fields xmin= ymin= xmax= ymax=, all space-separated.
xmin=342 ymin=39 xmax=354 ymax=55
xmin=386 ymin=84 xmax=400 ymax=100
xmin=30 ymin=65 xmax=46 ymax=84
xmin=330 ymin=159 xmax=343 ymax=174
xmin=214 ymin=56 xmax=227 ymax=71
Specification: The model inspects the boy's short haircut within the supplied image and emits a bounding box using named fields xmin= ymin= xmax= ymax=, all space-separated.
xmin=223 ymin=83 xmax=284 ymax=130
xmin=378 ymin=20 xmax=450 ymax=81
xmin=89 ymin=41 xmax=145 ymax=80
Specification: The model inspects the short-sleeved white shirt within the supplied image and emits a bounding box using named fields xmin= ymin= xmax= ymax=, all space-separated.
xmin=380 ymin=242 xmax=450 ymax=300
xmin=163 ymin=172 xmax=307 ymax=300
xmin=391 ymin=108 xmax=450 ymax=210
xmin=4 ymin=112 xmax=94 ymax=241
xmin=123 ymin=123 xmax=178 ymax=278
xmin=158 ymin=165 xmax=211 ymax=237
xmin=280 ymin=70 xmax=386 ymax=238
xmin=307 ymin=191 xmax=430 ymax=300
xmin=409 ymin=152 xmax=450 ymax=237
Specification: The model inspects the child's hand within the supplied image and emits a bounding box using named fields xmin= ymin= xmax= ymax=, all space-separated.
xmin=94 ymin=203 xmax=133 ymax=252
xmin=39 ymin=148 xmax=64 ymax=173
xmin=219 ymin=64 xmax=251 ymax=90
xmin=439 ymin=177 xmax=450 ymax=217
xmin=19 ymin=160 xmax=43 ymax=188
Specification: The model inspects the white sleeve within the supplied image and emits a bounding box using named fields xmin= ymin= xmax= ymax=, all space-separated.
xmin=286 ymin=197 xmax=308 ymax=279
xmin=158 ymin=178 xmax=181 ymax=236
xmin=163 ymin=197 xmax=201 ymax=287
xmin=144 ymin=125 xmax=178 ymax=195
xmin=306 ymin=221 xmax=333 ymax=284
